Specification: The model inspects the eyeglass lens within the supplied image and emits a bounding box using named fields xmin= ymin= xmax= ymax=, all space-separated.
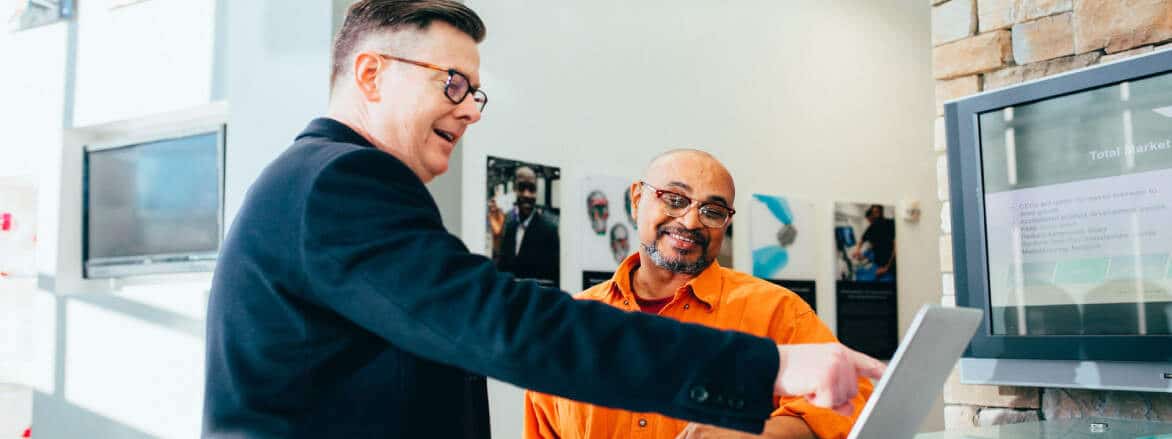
xmin=445 ymin=71 xmax=487 ymax=112
xmin=657 ymin=191 xmax=730 ymax=228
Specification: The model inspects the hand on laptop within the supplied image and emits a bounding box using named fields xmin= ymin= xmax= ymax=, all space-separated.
xmin=774 ymin=343 xmax=886 ymax=416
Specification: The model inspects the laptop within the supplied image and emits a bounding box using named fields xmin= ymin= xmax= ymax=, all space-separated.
xmin=847 ymin=304 xmax=983 ymax=439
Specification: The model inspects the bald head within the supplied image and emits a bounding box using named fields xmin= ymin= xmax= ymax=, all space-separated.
xmin=514 ymin=166 xmax=537 ymax=184
xmin=643 ymin=149 xmax=735 ymax=205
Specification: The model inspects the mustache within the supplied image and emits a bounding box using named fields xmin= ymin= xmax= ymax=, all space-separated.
xmin=656 ymin=224 xmax=708 ymax=246
xmin=514 ymin=196 xmax=536 ymax=206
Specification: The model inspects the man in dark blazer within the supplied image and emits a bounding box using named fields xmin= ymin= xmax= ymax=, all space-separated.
xmin=202 ymin=1 xmax=884 ymax=438
xmin=496 ymin=166 xmax=560 ymax=286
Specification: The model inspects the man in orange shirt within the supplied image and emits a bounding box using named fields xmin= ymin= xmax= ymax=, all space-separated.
xmin=524 ymin=150 xmax=873 ymax=439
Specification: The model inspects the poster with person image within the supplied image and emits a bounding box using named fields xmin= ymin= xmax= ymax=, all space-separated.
xmin=834 ymin=203 xmax=897 ymax=282
xmin=750 ymin=194 xmax=817 ymax=309
xmin=486 ymin=156 xmax=561 ymax=288
xmin=580 ymin=175 xmax=637 ymax=289
xmin=834 ymin=202 xmax=898 ymax=359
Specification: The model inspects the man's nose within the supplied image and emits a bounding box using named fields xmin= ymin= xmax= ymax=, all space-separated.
xmin=456 ymin=97 xmax=482 ymax=123
xmin=678 ymin=206 xmax=704 ymax=230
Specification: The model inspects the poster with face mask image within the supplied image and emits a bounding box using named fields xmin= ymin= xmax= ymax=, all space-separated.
xmin=749 ymin=194 xmax=817 ymax=309
xmin=487 ymin=156 xmax=561 ymax=288
xmin=580 ymin=175 xmax=637 ymax=289
xmin=834 ymin=202 xmax=898 ymax=359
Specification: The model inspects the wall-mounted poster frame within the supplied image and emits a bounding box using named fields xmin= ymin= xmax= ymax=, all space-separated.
xmin=750 ymin=194 xmax=817 ymax=310
xmin=834 ymin=201 xmax=898 ymax=359
xmin=579 ymin=175 xmax=637 ymax=289
xmin=487 ymin=156 xmax=561 ymax=288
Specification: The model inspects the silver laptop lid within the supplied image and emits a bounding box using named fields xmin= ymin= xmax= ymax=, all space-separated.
xmin=847 ymin=305 xmax=983 ymax=439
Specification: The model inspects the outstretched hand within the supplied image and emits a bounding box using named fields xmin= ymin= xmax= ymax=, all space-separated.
xmin=774 ymin=343 xmax=886 ymax=416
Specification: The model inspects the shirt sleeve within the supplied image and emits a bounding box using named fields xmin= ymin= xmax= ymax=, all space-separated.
xmin=524 ymin=391 xmax=561 ymax=439
xmin=767 ymin=303 xmax=875 ymax=439
xmin=298 ymin=148 xmax=781 ymax=433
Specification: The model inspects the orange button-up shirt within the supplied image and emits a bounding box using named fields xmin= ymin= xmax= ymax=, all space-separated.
xmin=524 ymin=254 xmax=873 ymax=439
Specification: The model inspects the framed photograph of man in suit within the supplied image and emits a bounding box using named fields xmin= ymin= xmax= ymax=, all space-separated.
xmin=486 ymin=156 xmax=561 ymax=288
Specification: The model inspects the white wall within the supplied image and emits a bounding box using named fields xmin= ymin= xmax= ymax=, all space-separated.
xmin=0 ymin=22 xmax=66 ymax=179
xmin=0 ymin=20 xmax=68 ymax=289
xmin=224 ymin=0 xmax=335 ymax=225
xmin=71 ymin=0 xmax=217 ymax=127
xmin=458 ymin=1 xmax=936 ymax=437
xmin=0 ymin=22 xmax=66 ymax=415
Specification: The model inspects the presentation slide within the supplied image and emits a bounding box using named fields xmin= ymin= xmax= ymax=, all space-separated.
xmin=986 ymin=166 xmax=1172 ymax=307
xmin=976 ymin=71 xmax=1172 ymax=335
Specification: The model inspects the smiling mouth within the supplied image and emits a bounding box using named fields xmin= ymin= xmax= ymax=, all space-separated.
xmin=659 ymin=227 xmax=707 ymax=252
xmin=668 ymin=232 xmax=697 ymax=244
xmin=434 ymin=129 xmax=456 ymax=143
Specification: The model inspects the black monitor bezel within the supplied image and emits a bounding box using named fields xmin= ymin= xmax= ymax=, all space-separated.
xmin=946 ymin=49 xmax=1172 ymax=362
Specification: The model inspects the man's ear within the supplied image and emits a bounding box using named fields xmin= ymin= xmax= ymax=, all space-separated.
xmin=353 ymin=52 xmax=383 ymax=102
xmin=629 ymin=182 xmax=642 ymax=220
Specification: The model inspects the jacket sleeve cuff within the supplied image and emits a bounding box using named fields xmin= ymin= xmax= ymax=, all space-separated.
xmin=668 ymin=334 xmax=779 ymax=434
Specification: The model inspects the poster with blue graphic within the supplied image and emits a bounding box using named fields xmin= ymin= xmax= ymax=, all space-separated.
xmin=750 ymin=194 xmax=817 ymax=309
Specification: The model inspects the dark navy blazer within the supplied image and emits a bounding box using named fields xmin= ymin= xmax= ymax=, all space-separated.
xmin=202 ymin=118 xmax=779 ymax=438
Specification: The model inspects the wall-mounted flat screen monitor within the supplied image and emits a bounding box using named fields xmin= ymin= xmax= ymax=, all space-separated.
xmin=83 ymin=126 xmax=225 ymax=278
xmin=945 ymin=49 xmax=1172 ymax=392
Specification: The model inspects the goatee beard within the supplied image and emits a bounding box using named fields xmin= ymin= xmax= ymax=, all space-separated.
xmin=643 ymin=226 xmax=712 ymax=275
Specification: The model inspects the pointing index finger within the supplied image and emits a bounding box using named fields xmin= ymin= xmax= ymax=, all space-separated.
xmin=849 ymin=349 xmax=887 ymax=380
